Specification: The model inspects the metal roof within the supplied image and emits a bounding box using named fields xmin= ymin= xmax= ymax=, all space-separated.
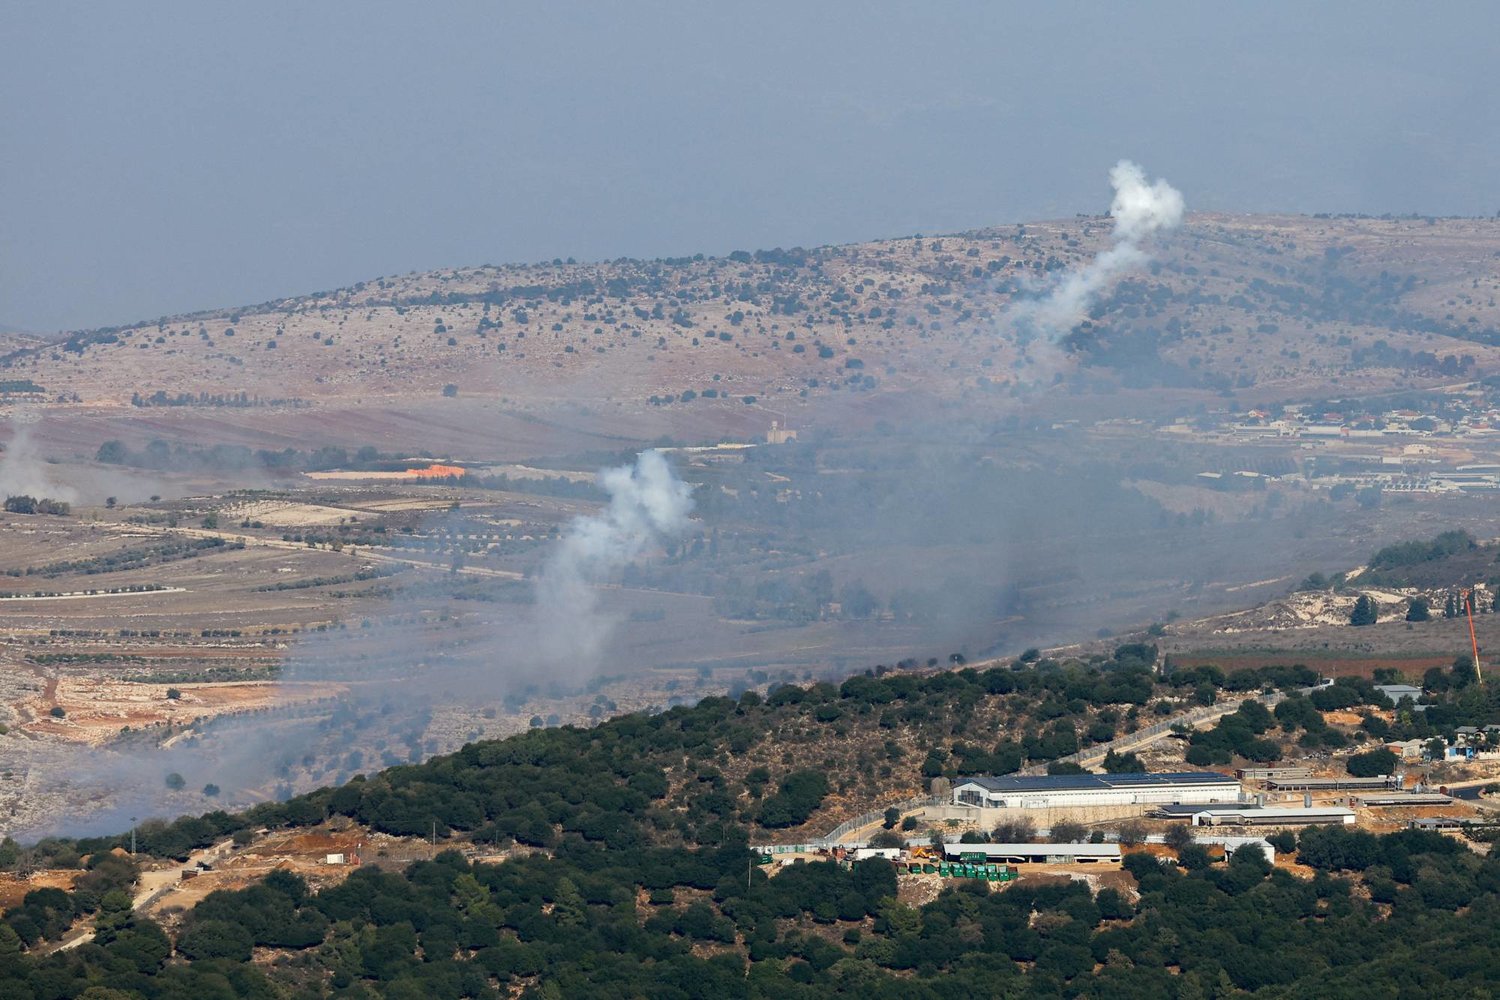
xmin=1213 ymin=808 xmax=1355 ymax=820
xmin=1155 ymin=803 xmax=1254 ymax=816
xmin=1375 ymin=685 xmax=1423 ymax=698
xmin=1266 ymin=776 xmax=1392 ymax=789
xmin=1157 ymin=803 xmax=1352 ymax=820
xmin=955 ymin=771 xmax=1239 ymax=794
xmin=1356 ymin=793 xmax=1453 ymax=806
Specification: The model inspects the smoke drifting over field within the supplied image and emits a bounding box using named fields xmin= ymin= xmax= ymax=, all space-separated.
xmin=1008 ymin=159 xmax=1184 ymax=345
xmin=535 ymin=449 xmax=695 ymax=673
xmin=0 ymin=412 xmax=76 ymax=504
xmin=24 ymin=450 xmax=698 ymax=838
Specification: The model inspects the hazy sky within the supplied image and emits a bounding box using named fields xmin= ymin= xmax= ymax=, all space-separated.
xmin=4 ymin=2 xmax=1498 ymax=332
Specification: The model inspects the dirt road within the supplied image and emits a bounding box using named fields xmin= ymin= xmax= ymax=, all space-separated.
xmin=52 ymin=838 xmax=238 ymax=952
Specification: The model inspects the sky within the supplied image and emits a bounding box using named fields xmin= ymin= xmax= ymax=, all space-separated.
xmin=4 ymin=2 xmax=1499 ymax=332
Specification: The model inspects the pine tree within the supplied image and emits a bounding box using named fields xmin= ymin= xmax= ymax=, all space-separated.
xmin=1350 ymin=594 xmax=1378 ymax=626
xmin=1445 ymin=592 xmax=1459 ymax=619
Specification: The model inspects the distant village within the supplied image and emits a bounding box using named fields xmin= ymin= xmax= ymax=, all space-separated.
xmin=1147 ymin=385 xmax=1500 ymax=494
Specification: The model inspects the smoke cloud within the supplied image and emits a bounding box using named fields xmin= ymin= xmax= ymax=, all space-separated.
xmin=0 ymin=411 xmax=77 ymax=504
xmin=534 ymin=449 xmax=694 ymax=671
xmin=1008 ymin=159 xmax=1184 ymax=345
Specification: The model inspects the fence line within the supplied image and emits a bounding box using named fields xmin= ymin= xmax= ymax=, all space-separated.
xmin=816 ymin=794 xmax=944 ymax=847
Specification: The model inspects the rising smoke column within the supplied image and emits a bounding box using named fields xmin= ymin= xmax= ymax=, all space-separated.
xmin=1007 ymin=159 xmax=1185 ymax=345
xmin=533 ymin=449 xmax=694 ymax=672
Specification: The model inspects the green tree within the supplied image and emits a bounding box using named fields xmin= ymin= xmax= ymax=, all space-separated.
xmin=1406 ymin=597 xmax=1431 ymax=622
xmin=451 ymin=873 xmax=492 ymax=917
xmin=1050 ymin=820 xmax=1086 ymax=843
xmin=176 ymin=919 xmax=253 ymax=961
xmin=1164 ymin=824 xmax=1195 ymax=851
xmin=1346 ymin=747 xmax=1398 ymax=777
xmin=551 ymin=877 xmax=587 ymax=927
xmin=1102 ymin=749 xmax=1146 ymax=773
xmin=1349 ymin=594 xmax=1378 ymax=626
xmin=96 ymin=440 xmax=128 ymax=464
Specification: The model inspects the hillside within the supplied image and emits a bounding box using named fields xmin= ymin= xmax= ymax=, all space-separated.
xmin=4 ymin=652 xmax=1500 ymax=996
xmin=8 ymin=214 xmax=1500 ymax=425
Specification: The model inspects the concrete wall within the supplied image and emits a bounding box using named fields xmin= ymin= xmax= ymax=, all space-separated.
xmin=921 ymin=802 xmax=1157 ymax=830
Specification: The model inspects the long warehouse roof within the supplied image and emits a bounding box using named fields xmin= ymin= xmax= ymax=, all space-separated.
xmin=956 ymin=771 xmax=1239 ymax=793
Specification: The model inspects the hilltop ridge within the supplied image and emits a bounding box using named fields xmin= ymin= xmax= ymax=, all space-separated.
xmin=8 ymin=214 xmax=1500 ymax=423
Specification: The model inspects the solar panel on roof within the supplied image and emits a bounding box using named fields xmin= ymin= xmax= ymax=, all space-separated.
xmin=958 ymin=771 xmax=1237 ymax=793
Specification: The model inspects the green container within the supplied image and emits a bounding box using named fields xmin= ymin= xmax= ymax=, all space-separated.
xmin=758 ymin=854 xmax=774 ymax=866
xmin=922 ymin=863 xmax=937 ymax=874
xmin=938 ymin=864 xmax=950 ymax=877
xmin=960 ymin=851 xmax=987 ymax=863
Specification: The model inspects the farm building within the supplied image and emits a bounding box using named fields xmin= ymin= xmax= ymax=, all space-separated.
xmin=1354 ymin=792 xmax=1453 ymax=807
xmin=1265 ymin=775 xmax=1395 ymax=792
xmin=1154 ymin=803 xmax=1356 ymax=827
xmin=942 ymin=842 xmax=1122 ymax=865
xmin=1409 ymin=817 xmax=1467 ymax=831
xmin=1374 ymin=684 xmax=1425 ymax=709
xmin=951 ymin=771 xmax=1241 ymax=810
xmin=1236 ymin=767 xmax=1313 ymax=781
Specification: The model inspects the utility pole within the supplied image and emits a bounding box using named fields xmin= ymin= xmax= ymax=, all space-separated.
xmin=130 ymin=817 xmax=137 ymax=856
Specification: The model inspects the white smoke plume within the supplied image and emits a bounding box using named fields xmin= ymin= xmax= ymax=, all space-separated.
xmin=0 ymin=410 xmax=77 ymax=503
xmin=1007 ymin=159 xmax=1185 ymax=344
xmin=534 ymin=449 xmax=694 ymax=671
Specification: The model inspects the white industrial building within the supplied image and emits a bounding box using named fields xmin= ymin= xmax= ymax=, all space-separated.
xmin=951 ymin=771 xmax=1242 ymax=810
xmin=1155 ymin=803 xmax=1356 ymax=827
xmin=1375 ymin=684 xmax=1425 ymax=709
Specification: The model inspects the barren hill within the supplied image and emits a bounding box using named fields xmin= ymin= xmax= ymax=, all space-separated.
xmin=9 ymin=213 xmax=1500 ymax=436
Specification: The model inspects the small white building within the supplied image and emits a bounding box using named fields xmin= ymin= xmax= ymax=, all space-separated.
xmin=952 ymin=771 xmax=1242 ymax=810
